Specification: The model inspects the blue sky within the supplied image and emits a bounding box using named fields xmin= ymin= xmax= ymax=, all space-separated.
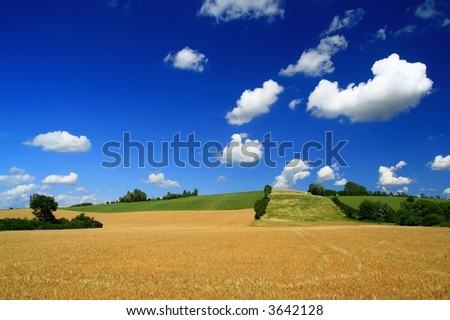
xmin=1 ymin=0 xmax=450 ymax=208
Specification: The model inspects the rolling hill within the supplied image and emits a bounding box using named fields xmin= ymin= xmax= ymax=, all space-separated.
xmin=66 ymin=191 xmax=264 ymax=213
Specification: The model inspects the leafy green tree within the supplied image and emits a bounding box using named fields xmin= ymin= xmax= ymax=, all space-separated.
xmin=29 ymin=194 xmax=58 ymax=222
xmin=344 ymin=182 xmax=368 ymax=195
xmin=264 ymin=184 xmax=272 ymax=197
xmin=308 ymin=183 xmax=325 ymax=196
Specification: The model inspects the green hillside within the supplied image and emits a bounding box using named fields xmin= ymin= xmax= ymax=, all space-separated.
xmin=66 ymin=191 xmax=263 ymax=213
xmin=260 ymin=189 xmax=346 ymax=224
xmin=331 ymin=196 xmax=448 ymax=210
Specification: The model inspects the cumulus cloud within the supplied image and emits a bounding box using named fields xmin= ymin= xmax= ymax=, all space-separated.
xmin=273 ymin=159 xmax=311 ymax=189
xmin=322 ymin=8 xmax=365 ymax=35
xmin=0 ymin=183 xmax=38 ymax=208
xmin=220 ymin=133 xmax=262 ymax=165
xmin=370 ymin=27 xmax=387 ymax=42
xmin=429 ymin=155 xmax=450 ymax=170
xmin=226 ymin=79 xmax=283 ymax=125
xmin=42 ymin=172 xmax=79 ymax=185
xmin=0 ymin=167 xmax=35 ymax=185
xmin=24 ymin=131 xmax=92 ymax=153
xmin=279 ymin=35 xmax=348 ymax=77
xmin=164 ymin=47 xmax=208 ymax=72
xmin=307 ymin=53 xmax=433 ymax=122
xmin=395 ymin=186 xmax=409 ymax=195
xmin=55 ymin=193 xmax=98 ymax=207
xmin=199 ymin=0 xmax=284 ymax=22
xmin=146 ymin=173 xmax=180 ymax=188
xmin=317 ymin=165 xmax=336 ymax=181
xmin=334 ymin=178 xmax=348 ymax=186
xmin=378 ymin=161 xmax=413 ymax=186
xmin=443 ymin=188 xmax=450 ymax=198
xmin=288 ymin=99 xmax=302 ymax=110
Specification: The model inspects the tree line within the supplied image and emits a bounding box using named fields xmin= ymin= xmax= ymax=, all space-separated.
xmin=117 ymin=188 xmax=199 ymax=203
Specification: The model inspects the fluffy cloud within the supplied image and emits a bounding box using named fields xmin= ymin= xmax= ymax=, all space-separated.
xmin=24 ymin=131 xmax=92 ymax=152
xmin=0 ymin=183 xmax=38 ymax=208
xmin=273 ymin=159 xmax=311 ymax=189
xmin=0 ymin=167 xmax=35 ymax=185
xmin=322 ymin=8 xmax=365 ymax=35
xmin=317 ymin=165 xmax=336 ymax=181
xmin=378 ymin=161 xmax=413 ymax=186
xmin=370 ymin=27 xmax=387 ymax=42
xmin=146 ymin=173 xmax=180 ymax=188
xmin=334 ymin=178 xmax=348 ymax=186
xmin=307 ymin=54 xmax=433 ymax=122
xmin=42 ymin=172 xmax=78 ymax=185
xmin=279 ymin=35 xmax=348 ymax=77
xmin=395 ymin=186 xmax=409 ymax=195
xmin=226 ymin=79 xmax=283 ymax=125
xmin=415 ymin=0 xmax=450 ymax=28
xmin=429 ymin=155 xmax=450 ymax=171
xmin=55 ymin=193 xmax=98 ymax=207
xmin=164 ymin=47 xmax=208 ymax=72
xmin=221 ymin=133 xmax=262 ymax=165
xmin=444 ymin=188 xmax=450 ymax=198
xmin=199 ymin=0 xmax=284 ymax=22
xmin=288 ymin=99 xmax=302 ymax=110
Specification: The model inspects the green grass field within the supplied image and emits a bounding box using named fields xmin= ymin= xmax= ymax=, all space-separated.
xmin=258 ymin=190 xmax=347 ymax=225
xmin=331 ymin=196 xmax=448 ymax=210
xmin=66 ymin=191 xmax=263 ymax=213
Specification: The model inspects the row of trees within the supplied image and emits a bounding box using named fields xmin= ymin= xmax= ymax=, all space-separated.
xmin=118 ymin=188 xmax=199 ymax=203
xmin=332 ymin=196 xmax=450 ymax=227
xmin=308 ymin=182 xmax=367 ymax=196
xmin=0 ymin=194 xmax=103 ymax=231
xmin=254 ymin=185 xmax=272 ymax=220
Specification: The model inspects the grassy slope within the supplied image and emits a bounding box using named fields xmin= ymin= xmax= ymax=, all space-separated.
xmin=331 ymin=196 xmax=448 ymax=210
xmin=66 ymin=191 xmax=263 ymax=213
xmin=259 ymin=190 xmax=346 ymax=225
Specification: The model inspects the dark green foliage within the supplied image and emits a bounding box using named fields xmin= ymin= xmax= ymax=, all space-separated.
xmin=332 ymin=196 xmax=359 ymax=219
xmin=0 ymin=213 xmax=103 ymax=231
xmin=264 ymin=184 xmax=272 ymax=197
xmin=396 ymin=199 xmax=448 ymax=227
xmin=359 ymin=200 xmax=395 ymax=222
xmin=308 ymin=183 xmax=325 ymax=196
xmin=343 ymin=182 xmax=368 ymax=196
xmin=324 ymin=189 xmax=337 ymax=196
xmin=162 ymin=188 xmax=199 ymax=200
xmin=69 ymin=202 xmax=93 ymax=207
xmin=119 ymin=189 xmax=147 ymax=202
xmin=254 ymin=185 xmax=272 ymax=220
xmin=29 ymin=194 xmax=58 ymax=222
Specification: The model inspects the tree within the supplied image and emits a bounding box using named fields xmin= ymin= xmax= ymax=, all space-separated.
xmin=264 ymin=184 xmax=272 ymax=197
xmin=29 ymin=194 xmax=58 ymax=222
xmin=308 ymin=183 xmax=325 ymax=196
xmin=192 ymin=188 xmax=199 ymax=196
xmin=344 ymin=182 xmax=368 ymax=195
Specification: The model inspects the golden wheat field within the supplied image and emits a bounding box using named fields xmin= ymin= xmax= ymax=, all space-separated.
xmin=0 ymin=209 xmax=449 ymax=299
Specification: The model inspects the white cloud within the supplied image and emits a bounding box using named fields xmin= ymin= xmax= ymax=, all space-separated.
xmin=55 ymin=193 xmax=98 ymax=207
xmin=279 ymin=35 xmax=348 ymax=77
xmin=42 ymin=172 xmax=79 ymax=185
xmin=0 ymin=167 xmax=35 ymax=185
xmin=226 ymin=79 xmax=283 ymax=125
xmin=288 ymin=98 xmax=302 ymax=110
xmin=317 ymin=165 xmax=336 ymax=181
xmin=273 ymin=159 xmax=311 ymax=189
xmin=0 ymin=183 xmax=38 ymax=208
xmin=221 ymin=133 xmax=262 ymax=165
xmin=429 ymin=155 xmax=450 ymax=170
xmin=75 ymin=187 xmax=89 ymax=193
xmin=370 ymin=27 xmax=387 ymax=42
xmin=322 ymin=8 xmax=365 ymax=35
xmin=164 ymin=47 xmax=208 ymax=72
xmin=443 ymin=188 xmax=450 ymax=198
xmin=394 ymin=25 xmax=417 ymax=37
xmin=334 ymin=178 xmax=348 ymax=186
xmin=396 ymin=186 xmax=409 ymax=195
xmin=146 ymin=173 xmax=180 ymax=188
xmin=24 ymin=131 xmax=92 ymax=153
xmin=217 ymin=175 xmax=228 ymax=182
xmin=378 ymin=161 xmax=413 ymax=186
xmin=415 ymin=0 xmax=438 ymax=20
xmin=199 ymin=0 xmax=284 ymax=22
xmin=307 ymin=53 xmax=433 ymax=122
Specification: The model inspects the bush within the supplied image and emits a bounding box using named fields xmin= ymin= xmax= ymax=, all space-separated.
xmin=359 ymin=200 xmax=395 ymax=222
xmin=254 ymin=185 xmax=272 ymax=220
xmin=332 ymin=197 xmax=359 ymax=219
xmin=0 ymin=213 xmax=103 ymax=231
